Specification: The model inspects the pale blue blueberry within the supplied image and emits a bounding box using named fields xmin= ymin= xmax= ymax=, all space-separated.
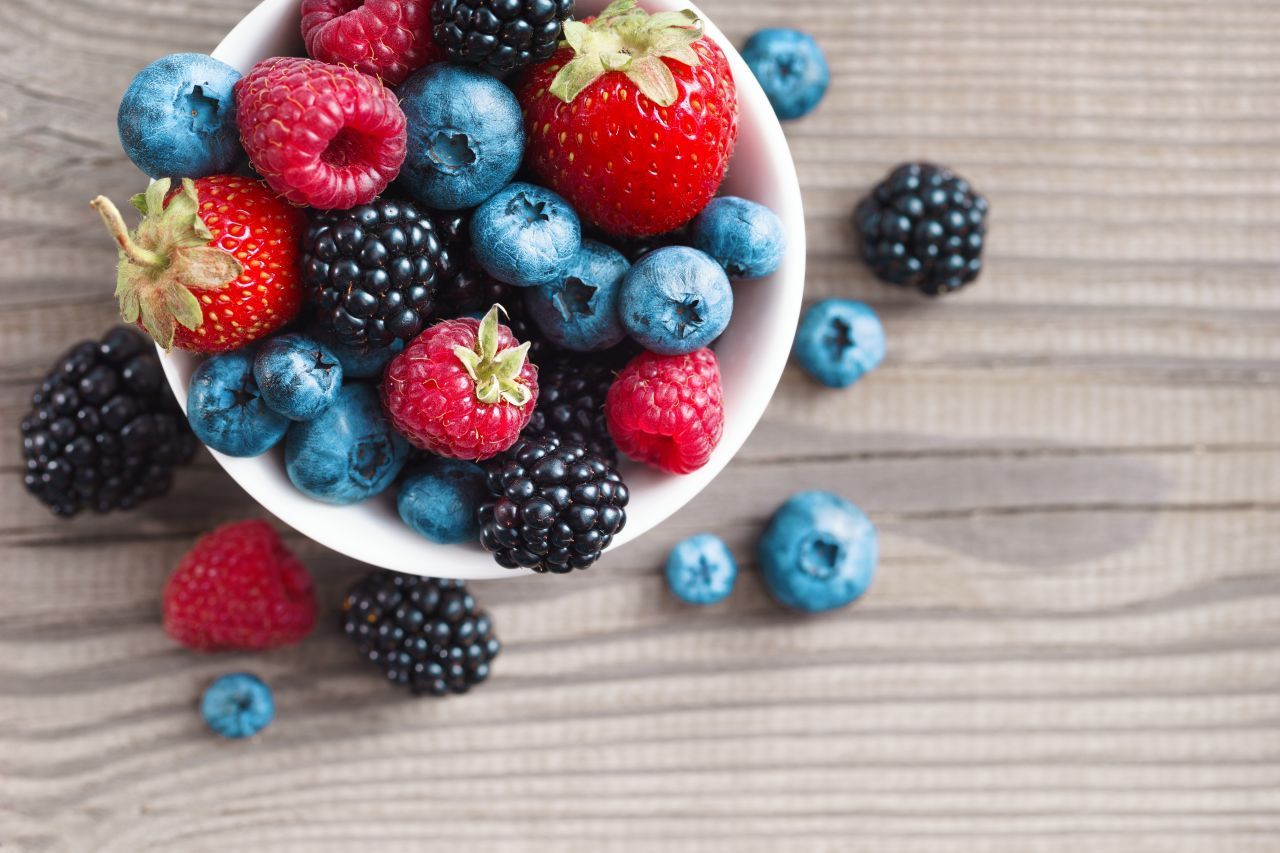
xmin=525 ymin=240 xmax=629 ymax=351
xmin=471 ymin=183 xmax=581 ymax=287
xmin=794 ymin=299 xmax=885 ymax=388
xmin=187 ymin=349 xmax=289 ymax=457
xmin=201 ymin=673 xmax=274 ymax=739
xmin=665 ymin=533 xmax=738 ymax=606
xmin=252 ymin=334 xmax=343 ymax=421
xmin=399 ymin=64 xmax=525 ymax=210
xmin=620 ymin=246 xmax=732 ymax=355
xmin=285 ymin=384 xmax=409 ymax=505
xmin=690 ymin=196 xmax=786 ymax=280
xmin=758 ymin=492 xmax=877 ymax=613
xmin=741 ymin=29 xmax=831 ymax=121
xmin=117 ymin=53 xmax=242 ymax=179
xmin=397 ymin=457 xmax=487 ymax=544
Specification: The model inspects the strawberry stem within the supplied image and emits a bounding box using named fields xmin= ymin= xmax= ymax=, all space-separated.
xmin=91 ymin=195 xmax=166 ymax=269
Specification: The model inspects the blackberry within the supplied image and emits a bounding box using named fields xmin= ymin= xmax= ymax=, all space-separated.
xmin=524 ymin=353 xmax=627 ymax=465
xmin=479 ymin=435 xmax=628 ymax=573
xmin=303 ymin=196 xmax=461 ymax=352
xmin=435 ymin=258 xmax=552 ymax=366
xmin=341 ymin=570 xmax=500 ymax=697
xmin=431 ymin=0 xmax=575 ymax=74
xmin=854 ymin=162 xmax=988 ymax=296
xmin=20 ymin=327 xmax=197 ymax=517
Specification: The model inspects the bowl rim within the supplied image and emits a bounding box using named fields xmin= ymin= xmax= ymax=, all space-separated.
xmin=158 ymin=0 xmax=806 ymax=580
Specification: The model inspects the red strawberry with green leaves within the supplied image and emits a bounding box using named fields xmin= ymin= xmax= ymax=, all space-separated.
xmin=91 ymin=176 xmax=305 ymax=353
xmin=515 ymin=0 xmax=738 ymax=238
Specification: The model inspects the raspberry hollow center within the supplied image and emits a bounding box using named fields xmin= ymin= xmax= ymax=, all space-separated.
xmin=323 ymin=128 xmax=369 ymax=168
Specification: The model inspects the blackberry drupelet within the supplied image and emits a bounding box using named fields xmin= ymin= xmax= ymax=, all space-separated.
xmin=341 ymin=570 xmax=500 ymax=696
xmin=524 ymin=353 xmax=626 ymax=465
xmin=854 ymin=162 xmax=988 ymax=296
xmin=435 ymin=258 xmax=551 ymax=365
xmin=479 ymin=435 xmax=628 ymax=573
xmin=303 ymin=196 xmax=461 ymax=352
xmin=431 ymin=0 xmax=575 ymax=74
xmin=20 ymin=327 xmax=197 ymax=517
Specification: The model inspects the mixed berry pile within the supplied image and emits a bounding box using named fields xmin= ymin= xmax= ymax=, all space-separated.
xmin=96 ymin=0 xmax=795 ymax=577
xmin=15 ymin=5 xmax=991 ymax=723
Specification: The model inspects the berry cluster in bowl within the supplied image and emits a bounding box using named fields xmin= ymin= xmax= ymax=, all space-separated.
xmin=94 ymin=0 xmax=787 ymax=575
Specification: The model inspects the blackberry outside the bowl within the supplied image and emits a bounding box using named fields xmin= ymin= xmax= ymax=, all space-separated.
xmin=341 ymin=570 xmax=500 ymax=697
xmin=854 ymin=162 xmax=988 ymax=296
xmin=20 ymin=327 xmax=197 ymax=517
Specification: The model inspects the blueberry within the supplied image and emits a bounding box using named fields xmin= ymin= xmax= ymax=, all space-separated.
xmin=117 ymin=53 xmax=242 ymax=179
xmin=525 ymin=240 xmax=629 ymax=351
xmin=741 ymin=29 xmax=830 ymax=121
xmin=397 ymin=457 xmax=488 ymax=544
xmin=665 ymin=533 xmax=738 ymax=605
xmin=689 ymin=197 xmax=786 ymax=280
xmin=471 ymin=182 xmax=581 ymax=287
xmin=758 ymin=492 xmax=877 ymax=613
xmin=285 ymin=383 xmax=409 ymax=505
xmin=793 ymin=299 xmax=885 ymax=388
xmin=399 ymin=64 xmax=525 ymax=210
xmin=324 ymin=337 xmax=405 ymax=380
xmin=620 ymin=246 xmax=732 ymax=355
xmin=251 ymin=334 xmax=343 ymax=422
xmin=187 ymin=350 xmax=289 ymax=457
xmin=201 ymin=673 xmax=274 ymax=739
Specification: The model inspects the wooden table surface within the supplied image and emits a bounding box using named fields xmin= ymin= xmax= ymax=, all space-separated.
xmin=3 ymin=0 xmax=1278 ymax=850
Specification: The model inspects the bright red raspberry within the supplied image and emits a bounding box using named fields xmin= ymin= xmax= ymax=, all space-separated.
xmin=163 ymin=520 xmax=317 ymax=652
xmin=606 ymin=348 xmax=725 ymax=475
xmin=234 ymin=57 xmax=406 ymax=210
xmin=382 ymin=306 xmax=538 ymax=460
xmin=301 ymin=0 xmax=445 ymax=86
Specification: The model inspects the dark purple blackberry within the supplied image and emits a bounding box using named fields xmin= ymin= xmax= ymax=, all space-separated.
xmin=20 ymin=327 xmax=197 ymax=518
xmin=524 ymin=354 xmax=621 ymax=465
xmin=479 ymin=435 xmax=628 ymax=573
xmin=341 ymin=570 xmax=500 ymax=697
xmin=435 ymin=258 xmax=552 ymax=366
xmin=303 ymin=196 xmax=461 ymax=352
xmin=431 ymin=0 xmax=575 ymax=74
xmin=854 ymin=162 xmax=988 ymax=296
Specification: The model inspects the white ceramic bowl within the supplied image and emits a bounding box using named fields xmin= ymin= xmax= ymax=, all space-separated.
xmin=159 ymin=0 xmax=805 ymax=579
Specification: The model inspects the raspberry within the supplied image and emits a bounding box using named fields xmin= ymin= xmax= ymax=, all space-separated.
xmin=163 ymin=520 xmax=317 ymax=652
xmin=605 ymin=348 xmax=724 ymax=475
xmin=302 ymin=0 xmax=445 ymax=86
xmin=382 ymin=306 xmax=538 ymax=460
xmin=234 ymin=57 xmax=406 ymax=210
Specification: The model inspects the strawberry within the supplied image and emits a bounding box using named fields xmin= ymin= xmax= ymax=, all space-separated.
xmin=163 ymin=520 xmax=317 ymax=652
xmin=91 ymin=176 xmax=305 ymax=353
xmin=515 ymin=0 xmax=739 ymax=238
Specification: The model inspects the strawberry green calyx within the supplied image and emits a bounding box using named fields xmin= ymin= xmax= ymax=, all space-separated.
xmin=550 ymin=0 xmax=703 ymax=108
xmin=453 ymin=305 xmax=533 ymax=407
xmin=91 ymin=178 xmax=243 ymax=350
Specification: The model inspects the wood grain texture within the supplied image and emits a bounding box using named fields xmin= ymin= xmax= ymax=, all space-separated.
xmin=2 ymin=0 xmax=1278 ymax=850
